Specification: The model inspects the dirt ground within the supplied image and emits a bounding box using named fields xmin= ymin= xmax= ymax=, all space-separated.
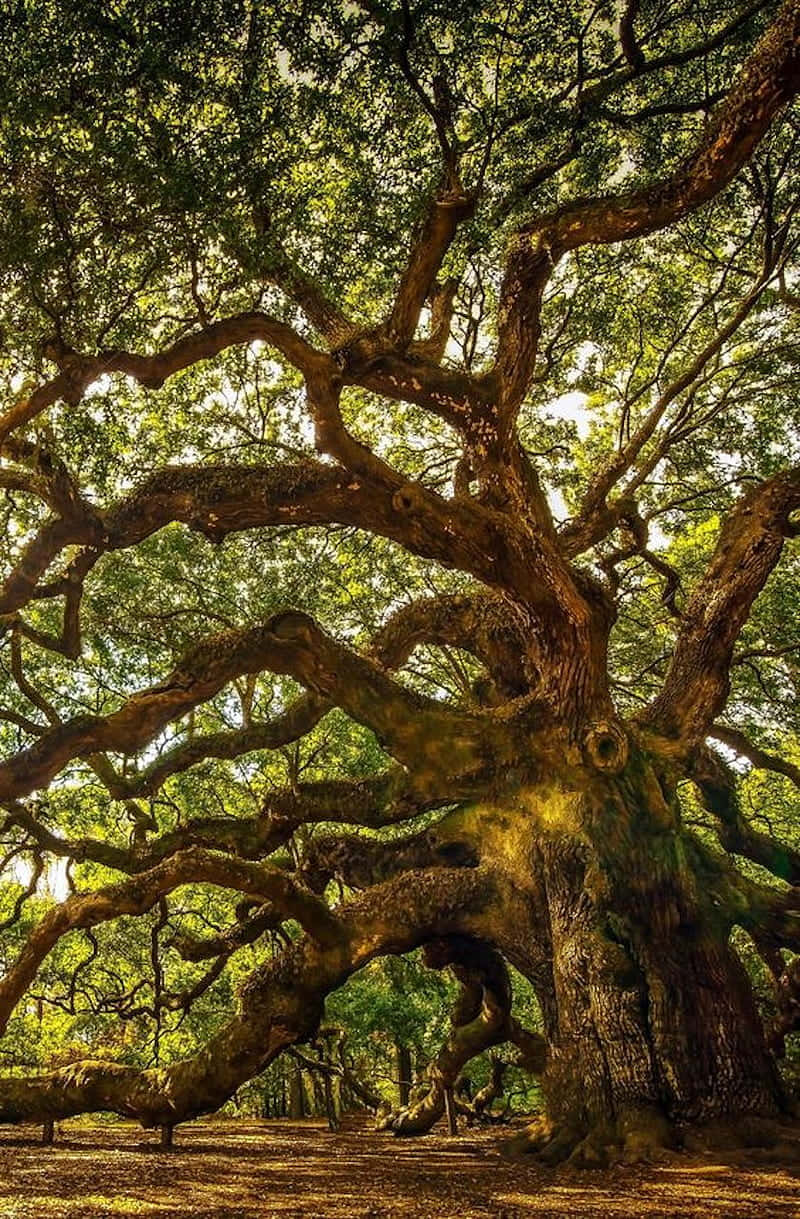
xmin=0 ymin=1117 xmax=797 ymax=1219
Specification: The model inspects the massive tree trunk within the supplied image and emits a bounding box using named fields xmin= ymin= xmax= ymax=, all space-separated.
xmin=498 ymin=752 xmax=785 ymax=1164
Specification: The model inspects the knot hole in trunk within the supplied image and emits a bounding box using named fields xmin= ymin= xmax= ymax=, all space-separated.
xmin=582 ymin=720 xmax=629 ymax=774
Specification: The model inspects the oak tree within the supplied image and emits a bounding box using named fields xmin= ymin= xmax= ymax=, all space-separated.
xmin=1 ymin=0 xmax=800 ymax=1165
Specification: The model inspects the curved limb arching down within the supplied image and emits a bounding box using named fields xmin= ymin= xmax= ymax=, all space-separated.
xmin=0 ymin=867 xmax=498 ymax=1130
xmin=456 ymin=1054 xmax=507 ymax=1125
xmin=377 ymin=937 xmax=545 ymax=1136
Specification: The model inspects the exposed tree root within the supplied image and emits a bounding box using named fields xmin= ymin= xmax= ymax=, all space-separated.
xmin=503 ymin=1107 xmax=679 ymax=1168
xmin=503 ymin=1109 xmax=800 ymax=1168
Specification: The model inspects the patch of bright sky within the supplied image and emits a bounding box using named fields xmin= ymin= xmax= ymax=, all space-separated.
xmin=9 ymin=855 xmax=70 ymax=902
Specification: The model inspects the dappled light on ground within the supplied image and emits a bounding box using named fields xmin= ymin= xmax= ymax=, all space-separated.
xmin=0 ymin=1119 xmax=797 ymax=1218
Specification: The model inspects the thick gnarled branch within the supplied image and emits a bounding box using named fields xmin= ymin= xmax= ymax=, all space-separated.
xmin=0 ymin=846 xmax=340 ymax=1037
xmin=642 ymin=467 xmax=800 ymax=740
xmin=495 ymin=0 xmax=800 ymax=413
xmin=0 ymin=867 xmax=497 ymax=1127
xmin=0 ymin=313 xmax=321 ymax=443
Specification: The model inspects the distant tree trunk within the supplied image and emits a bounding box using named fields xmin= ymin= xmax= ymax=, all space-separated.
xmin=323 ymin=1071 xmax=338 ymax=1130
xmin=311 ymin=1071 xmax=325 ymax=1115
xmin=396 ymin=1044 xmax=412 ymax=1108
xmin=444 ymin=1086 xmax=458 ymax=1136
xmin=288 ymin=1066 xmax=304 ymax=1119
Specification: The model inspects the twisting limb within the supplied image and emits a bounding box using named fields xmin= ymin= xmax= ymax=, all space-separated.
xmin=495 ymin=0 xmax=800 ymax=414
xmin=2 ymin=770 xmax=445 ymax=879
xmin=169 ymin=903 xmax=280 ymax=962
xmin=386 ymin=187 xmax=475 ymax=350
xmin=379 ymin=936 xmax=545 ymax=1136
xmin=596 ymin=504 xmax=682 ymax=617
xmin=690 ymin=745 xmax=800 ymax=885
xmin=0 ymin=313 xmax=320 ymax=442
xmin=93 ymin=589 xmax=520 ymax=800
xmin=0 ymin=609 xmax=495 ymax=802
xmin=105 ymin=693 xmax=329 ymax=798
xmin=369 ymin=590 xmax=535 ymax=698
xmin=1 ymin=450 xmax=588 ymax=643
xmin=0 ymin=867 xmax=497 ymax=1127
xmin=458 ymin=1055 xmax=507 ymax=1124
xmin=641 ymin=466 xmax=800 ymax=741
xmin=710 ymin=722 xmax=800 ymax=790
xmin=0 ymin=845 xmax=341 ymax=1036
xmin=287 ymin=1038 xmax=383 ymax=1114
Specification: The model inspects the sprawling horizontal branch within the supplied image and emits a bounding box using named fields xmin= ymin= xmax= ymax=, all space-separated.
xmin=2 ymin=452 xmax=585 ymax=649
xmin=691 ymin=745 xmax=800 ymax=885
xmin=495 ymin=0 xmax=800 ymax=412
xmin=106 ymin=693 xmax=329 ymax=798
xmin=0 ymin=313 xmax=320 ymax=443
xmin=4 ymin=770 xmax=443 ymax=879
xmin=0 ymin=846 xmax=340 ymax=1037
xmin=0 ymin=459 xmax=414 ymax=616
xmin=170 ymin=903 xmax=280 ymax=962
xmin=642 ymin=467 xmax=800 ymax=740
xmin=724 ymin=866 xmax=800 ymax=954
xmin=87 ymin=590 xmax=512 ymax=802
xmin=0 ymin=610 xmax=495 ymax=802
xmin=0 ymin=867 xmax=498 ymax=1126
xmin=370 ymin=591 xmax=534 ymax=698
xmin=297 ymin=825 xmax=478 ymax=894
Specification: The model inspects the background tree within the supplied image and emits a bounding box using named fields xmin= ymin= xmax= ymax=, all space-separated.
xmin=0 ymin=0 xmax=799 ymax=1167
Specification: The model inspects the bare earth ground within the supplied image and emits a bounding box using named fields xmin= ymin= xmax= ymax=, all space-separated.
xmin=0 ymin=1117 xmax=797 ymax=1219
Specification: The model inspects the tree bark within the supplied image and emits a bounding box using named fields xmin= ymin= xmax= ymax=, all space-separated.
xmin=507 ymin=756 xmax=785 ymax=1165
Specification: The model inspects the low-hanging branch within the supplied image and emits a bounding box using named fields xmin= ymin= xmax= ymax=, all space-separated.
xmin=0 ymin=845 xmax=341 ymax=1037
xmin=2 ymin=0 xmax=800 ymax=1162
xmin=3 ymin=771 xmax=446 ymax=879
xmin=0 ymin=866 xmax=498 ymax=1127
xmin=379 ymin=936 xmax=545 ymax=1136
xmin=0 ymin=609 xmax=499 ymax=802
